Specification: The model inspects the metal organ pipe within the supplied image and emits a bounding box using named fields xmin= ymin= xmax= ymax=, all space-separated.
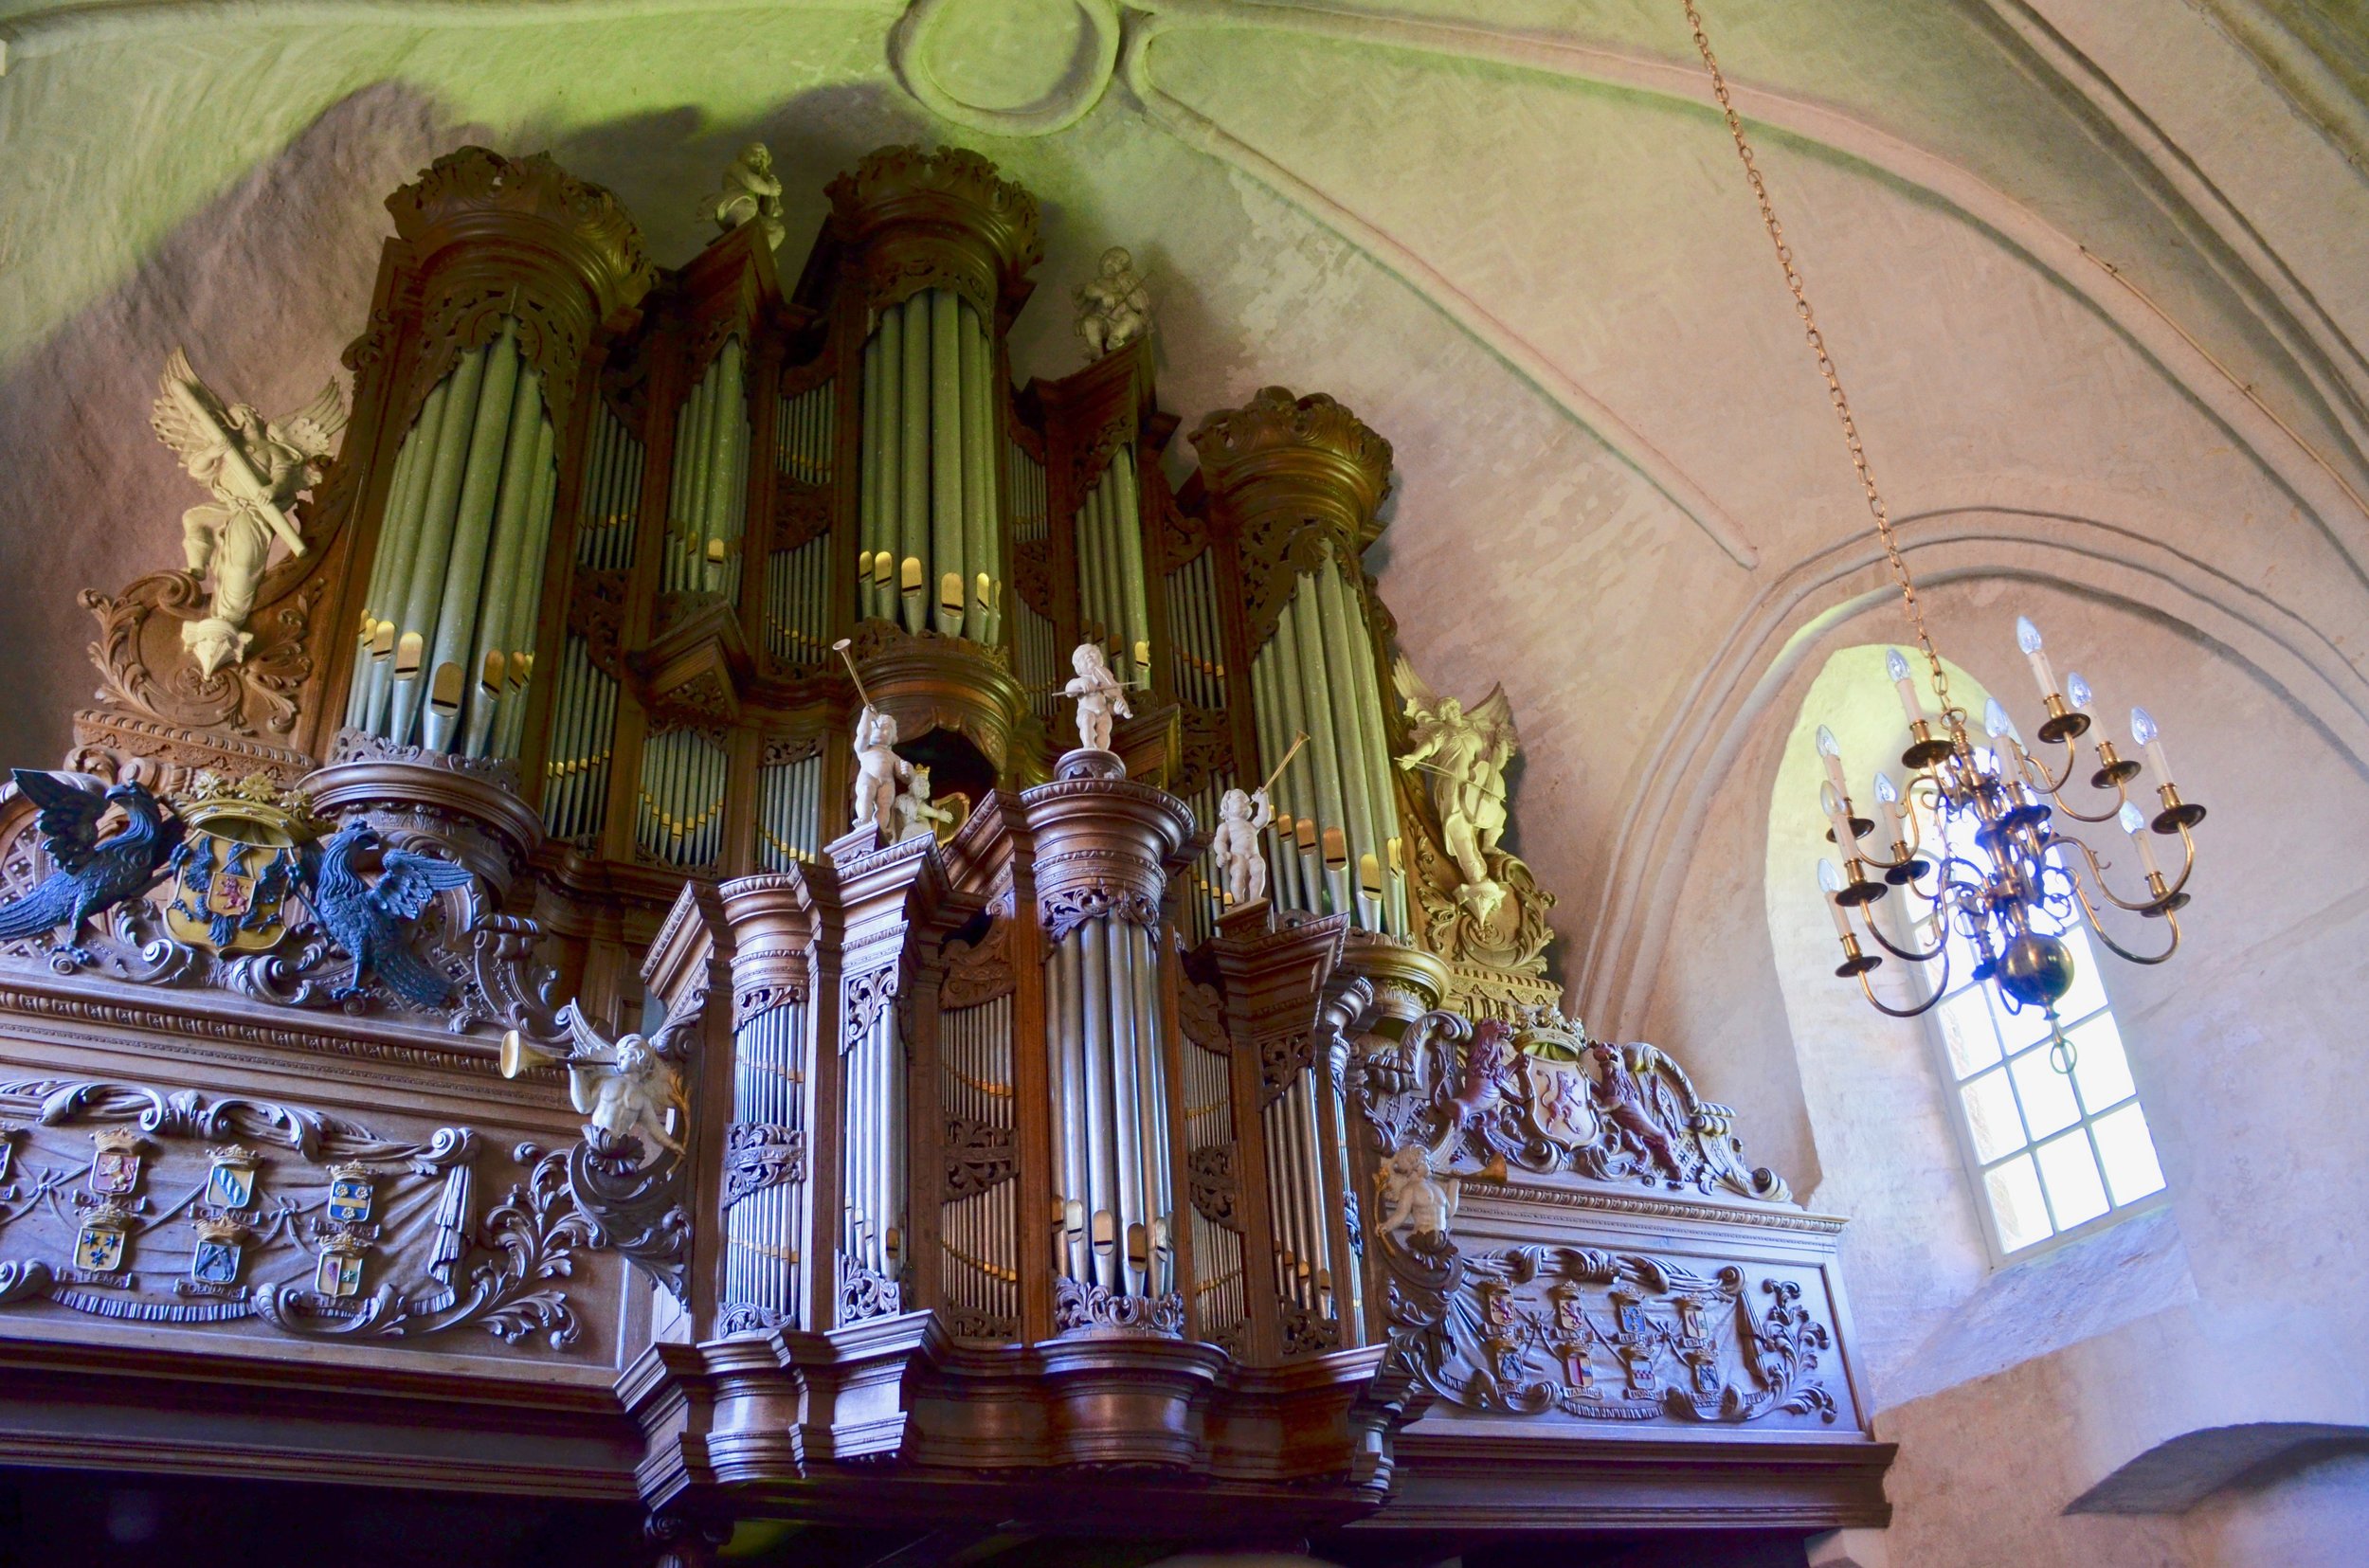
xmin=768 ymin=377 xmax=837 ymax=667
xmin=1043 ymin=907 xmax=1176 ymax=1305
xmin=353 ymin=321 xmax=558 ymax=763
xmin=724 ymin=995 xmax=808 ymax=1333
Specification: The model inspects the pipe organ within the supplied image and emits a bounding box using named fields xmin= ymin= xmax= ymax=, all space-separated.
xmin=0 ymin=138 xmax=1889 ymax=1559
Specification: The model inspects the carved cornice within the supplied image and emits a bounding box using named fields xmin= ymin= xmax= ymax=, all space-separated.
xmin=387 ymin=147 xmax=657 ymax=326
xmin=825 ymin=144 xmax=1042 ymax=322
xmin=1189 ymin=387 xmax=1394 ymax=653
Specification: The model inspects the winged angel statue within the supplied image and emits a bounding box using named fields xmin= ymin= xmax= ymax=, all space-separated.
xmin=150 ymin=350 xmax=347 ymax=677
xmin=552 ymin=995 xmax=696 ymax=1171
xmin=1393 ymin=658 xmax=1518 ymax=921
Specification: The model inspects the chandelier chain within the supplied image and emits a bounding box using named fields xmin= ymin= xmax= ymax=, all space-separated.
xmin=1680 ymin=0 xmax=1953 ymax=712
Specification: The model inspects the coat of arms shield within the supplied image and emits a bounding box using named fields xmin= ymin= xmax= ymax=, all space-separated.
xmin=1523 ymin=1054 xmax=1600 ymax=1149
xmin=315 ymin=1244 xmax=365 ymax=1299
xmin=88 ymin=1127 xmax=144 ymax=1197
xmin=204 ymin=1146 xmax=259 ymax=1212
xmin=74 ymin=1207 xmax=130 ymax=1273
xmin=162 ymin=775 xmax=319 ymax=954
xmin=325 ymin=1165 xmax=374 ymax=1225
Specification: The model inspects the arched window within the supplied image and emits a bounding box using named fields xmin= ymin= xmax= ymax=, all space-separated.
xmin=1902 ymin=741 xmax=2168 ymax=1259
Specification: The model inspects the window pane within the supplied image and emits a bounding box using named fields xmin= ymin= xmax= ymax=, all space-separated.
xmin=1985 ymin=1154 xmax=2053 ymax=1253
xmin=2068 ymin=1014 xmax=2136 ymax=1112
xmin=2034 ymin=1130 xmax=2110 ymax=1229
xmin=2091 ymin=1103 xmax=2166 ymax=1205
xmin=1991 ymin=986 xmax=2054 ymax=1053
xmin=1961 ymin=1069 xmax=2026 ymax=1162
xmin=1938 ymin=990 xmax=1999 ymax=1077
xmin=2010 ymin=1046 xmax=2081 ymax=1140
xmin=2050 ymin=930 xmax=2108 ymax=1025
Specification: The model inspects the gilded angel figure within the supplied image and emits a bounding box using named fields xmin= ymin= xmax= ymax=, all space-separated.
xmin=1392 ymin=657 xmax=1517 ymax=899
xmin=150 ymin=349 xmax=347 ymax=676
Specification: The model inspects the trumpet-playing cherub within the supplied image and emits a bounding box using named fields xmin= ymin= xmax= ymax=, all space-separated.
xmin=1208 ymin=785 xmax=1274 ymax=905
xmin=852 ymin=705 xmax=913 ymax=837
xmin=150 ymin=350 xmax=347 ymax=677
xmin=1377 ymin=1141 xmax=1460 ymax=1239
xmin=1063 ymin=642 xmax=1131 ymax=753
xmin=557 ymin=1003 xmax=687 ymax=1170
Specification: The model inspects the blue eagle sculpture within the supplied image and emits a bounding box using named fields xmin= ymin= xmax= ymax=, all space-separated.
xmin=301 ymin=819 xmax=476 ymax=1007
xmin=0 ymin=770 xmax=183 ymax=963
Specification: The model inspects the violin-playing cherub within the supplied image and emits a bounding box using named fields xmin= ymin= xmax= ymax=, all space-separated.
xmin=1063 ymin=643 xmax=1131 ymax=753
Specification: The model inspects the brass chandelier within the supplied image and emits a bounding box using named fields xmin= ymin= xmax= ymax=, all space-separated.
xmin=1681 ymin=2 xmax=2206 ymax=1055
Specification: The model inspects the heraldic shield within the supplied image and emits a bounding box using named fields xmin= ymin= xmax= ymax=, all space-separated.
xmin=164 ymin=774 xmax=319 ymax=954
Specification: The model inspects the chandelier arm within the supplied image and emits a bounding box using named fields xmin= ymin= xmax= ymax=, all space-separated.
xmin=2067 ymin=873 xmax=2183 ymax=965
xmin=1681 ymin=0 xmax=1950 ymax=705
xmin=1856 ymin=956 xmax=1946 ymax=1018
xmin=2058 ymin=832 xmax=2172 ymax=914
xmin=1852 ymin=897 xmax=1949 ymax=964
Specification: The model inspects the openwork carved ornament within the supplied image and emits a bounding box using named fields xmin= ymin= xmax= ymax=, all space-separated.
xmin=1360 ymin=1009 xmax=1791 ymax=1205
xmin=1053 ymin=1275 xmax=1184 ymax=1338
xmin=1040 ymin=883 xmax=1162 ymax=944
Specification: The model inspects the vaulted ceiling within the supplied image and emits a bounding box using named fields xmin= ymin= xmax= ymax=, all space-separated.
xmin=1 ymin=0 xmax=2361 ymax=1020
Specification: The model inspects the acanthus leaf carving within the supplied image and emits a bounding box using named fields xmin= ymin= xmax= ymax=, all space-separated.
xmin=1053 ymin=1275 xmax=1183 ymax=1339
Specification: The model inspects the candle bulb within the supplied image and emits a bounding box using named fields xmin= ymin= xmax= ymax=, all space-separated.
xmin=2118 ymin=801 xmax=2163 ymax=880
xmin=2130 ymin=706 xmax=2172 ymax=783
xmin=2015 ymin=615 xmax=2059 ymax=702
xmin=1872 ymin=770 xmax=1902 ymax=828
xmin=2065 ymin=671 xmax=2092 ymax=712
xmin=1983 ymin=696 xmax=2019 ymax=743
xmin=1817 ymin=858 xmax=1853 ymax=937
xmin=1820 ymin=781 xmax=1862 ymax=860
xmin=1815 ymin=724 xmax=1850 ymax=798
xmin=1887 ymin=646 xmax=1926 ymax=727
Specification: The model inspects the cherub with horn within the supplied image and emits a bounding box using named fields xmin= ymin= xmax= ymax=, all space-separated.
xmin=554 ymin=999 xmax=693 ymax=1170
xmin=150 ymin=350 xmax=347 ymax=676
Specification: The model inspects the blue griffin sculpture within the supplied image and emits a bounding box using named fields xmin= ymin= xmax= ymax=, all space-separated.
xmin=301 ymin=819 xmax=476 ymax=1006
xmin=0 ymin=770 xmax=183 ymax=963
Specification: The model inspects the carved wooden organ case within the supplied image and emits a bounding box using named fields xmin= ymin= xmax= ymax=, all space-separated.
xmin=0 ymin=143 xmax=1890 ymax=1549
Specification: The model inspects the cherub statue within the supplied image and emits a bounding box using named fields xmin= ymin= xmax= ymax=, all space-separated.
xmin=1075 ymin=246 xmax=1151 ymax=359
xmin=547 ymin=1002 xmax=688 ymax=1171
xmin=1377 ymin=1142 xmax=1460 ymax=1240
xmin=1208 ymin=785 xmax=1274 ymax=905
xmin=894 ymin=765 xmax=956 ymax=843
xmin=851 ymin=704 xmax=913 ymax=838
xmin=701 ymin=141 xmax=785 ymax=251
xmin=151 ymin=350 xmax=347 ymax=677
xmin=1392 ymin=657 xmax=1517 ymax=916
xmin=1063 ymin=642 xmax=1131 ymax=753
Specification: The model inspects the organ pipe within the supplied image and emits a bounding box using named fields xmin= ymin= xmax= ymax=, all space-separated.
xmin=1045 ymin=913 xmax=1174 ymax=1303
xmin=667 ymin=337 xmax=750 ymax=603
xmin=755 ymin=751 xmax=823 ymax=871
xmin=1245 ymin=545 xmax=1405 ymax=935
xmin=858 ymin=290 xmax=1000 ymax=640
xmin=723 ymin=995 xmax=809 ymax=1333
xmin=351 ymin=318 xmax=558 ymax=762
